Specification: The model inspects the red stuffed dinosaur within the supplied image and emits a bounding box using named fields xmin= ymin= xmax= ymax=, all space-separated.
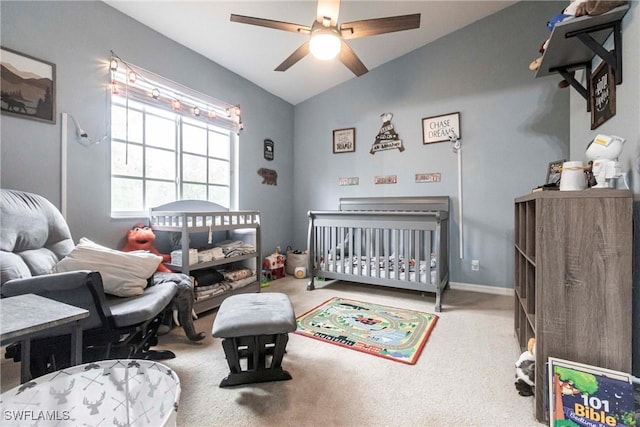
xmin=122 ymin=224 xmax=172 ymax=272
xmin=121 ymin=223 xmax=205 ymax=342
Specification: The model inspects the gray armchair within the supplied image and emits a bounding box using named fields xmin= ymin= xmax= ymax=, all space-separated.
xmin=0 ymin=189 xmax=177 ymax=377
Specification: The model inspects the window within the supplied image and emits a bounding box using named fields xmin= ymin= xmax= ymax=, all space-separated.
xmin=109 ymin=55 xmax=241 ymax=217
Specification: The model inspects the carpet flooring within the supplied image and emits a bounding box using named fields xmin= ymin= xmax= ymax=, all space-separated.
xmin=1 ymin=277 xmax=546 ymax=426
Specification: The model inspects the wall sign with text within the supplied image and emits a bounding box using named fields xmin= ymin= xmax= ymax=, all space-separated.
xmin=590 ymin=60 xmax=616 ymax=130
xmin=264 ymin=139 xmax=274 ymax=160
xmin=370 ymin=113 xmax=404 ymax=154
xmin=338 ymin=177 xmax=359 ymax=186
xmin=374 ymin=175 xmax=397 ymax=185
xmin=333 ymin=128 xmax=355 ymax=153
xmin=422 ymin=112 xmax=460 ymax=144
xmin=415 ymin=173 xmax=441 ymax=183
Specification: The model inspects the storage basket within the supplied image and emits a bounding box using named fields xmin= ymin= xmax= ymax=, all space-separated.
xmin=286 ymin=249 xmax=309 ymax=276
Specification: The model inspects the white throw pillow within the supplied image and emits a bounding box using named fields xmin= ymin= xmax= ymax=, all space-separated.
xmin=53 ymin=237 xmax=161 ymax=297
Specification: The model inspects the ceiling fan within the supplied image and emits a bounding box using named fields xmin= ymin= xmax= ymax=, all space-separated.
xmin=230 ymin=0 xmax=420 ymax=77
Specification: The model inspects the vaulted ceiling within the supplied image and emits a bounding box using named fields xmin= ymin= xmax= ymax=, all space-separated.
xmin=104 ymin=1 xmax=517 ymax=105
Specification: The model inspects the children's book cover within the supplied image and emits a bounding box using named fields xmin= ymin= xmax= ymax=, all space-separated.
xmin=548 ymin=357 xmax=636 ymax=427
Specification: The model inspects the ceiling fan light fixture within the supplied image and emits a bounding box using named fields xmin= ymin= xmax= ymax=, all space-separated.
xmin=309 ymin=29 xmax=341 ymax=60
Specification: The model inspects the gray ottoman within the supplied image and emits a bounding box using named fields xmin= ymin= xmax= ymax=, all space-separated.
xmin=211 ymin=292 xmax=296 ymax=387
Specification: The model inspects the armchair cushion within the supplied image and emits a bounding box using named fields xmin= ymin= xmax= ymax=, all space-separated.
xmin=1 ymin=189 xmax=74 ymax=282
xmin=53 ymin=238 xmax=161 ymax=297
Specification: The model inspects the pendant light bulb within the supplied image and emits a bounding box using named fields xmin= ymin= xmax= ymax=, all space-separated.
xmin=310 ymin=28 xmax=341 ymax=60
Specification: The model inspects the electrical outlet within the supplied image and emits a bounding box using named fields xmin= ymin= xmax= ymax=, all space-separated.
xmin=471 ymin=260 xmax=480 ymax=271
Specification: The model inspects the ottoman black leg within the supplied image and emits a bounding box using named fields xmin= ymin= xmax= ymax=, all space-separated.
xmin=221 ymin=338 xmax=242 ymax=374
xmin=219 ymin=333 xmax=292 ymax=388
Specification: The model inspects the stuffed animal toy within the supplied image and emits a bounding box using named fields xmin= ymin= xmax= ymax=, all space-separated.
xmin=122 ymin=224 xmax=172 ymax=272
xmin=529 ymin=0 xmax=628 ymax=88
xmin=122 ymin=223 xmax=205 ymax=342
xmin=514 ymin=337 xmax=536 ymax=397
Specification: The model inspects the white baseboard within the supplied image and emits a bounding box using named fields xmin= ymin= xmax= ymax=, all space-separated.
xmin=449 ymin=281 xmax=514 ymax=296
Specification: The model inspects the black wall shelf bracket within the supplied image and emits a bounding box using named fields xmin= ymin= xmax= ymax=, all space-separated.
xmin=553 ymin=62 xmax=592 ymax=110
xmin=568 ymin=20 xmax=623 ymax=84
xmin=548 ymin=20 xmax=622 ymax=111
xmin=534 ymin=5 xmax=628 ymax=111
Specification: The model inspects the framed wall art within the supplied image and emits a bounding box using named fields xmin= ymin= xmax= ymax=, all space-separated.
xmin=264 ymin=139 xmax=274 ymax=160
xmin=422 ymin=112 xmax=460 ymax=144
xmin=0 ymin=46 xmax=56 ymax=124
xmin=333 ymin=127 xmax=355 ymax=153
xmin=590 ymin=59 xmax=616 ymax=130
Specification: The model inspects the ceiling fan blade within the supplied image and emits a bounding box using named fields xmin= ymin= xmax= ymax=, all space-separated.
xmin=230 ymin=14 xmax=311 ymax=34
xmin=316 ymin=0 xmax=340 ymax=26
xmin=337 ymin=40 xmax=368 ymax=77
xmin=340 ymin=14 xmax=421 ymax=40
xmin=275 ymin=41 xmax=311 ymax=72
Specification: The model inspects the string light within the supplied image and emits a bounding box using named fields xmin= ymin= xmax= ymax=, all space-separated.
xmin=109 ymin=51 xmax=243 ymax=132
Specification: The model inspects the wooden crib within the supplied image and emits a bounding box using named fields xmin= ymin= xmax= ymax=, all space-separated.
xmin=306 ymin=196 xmax=449 ymax=312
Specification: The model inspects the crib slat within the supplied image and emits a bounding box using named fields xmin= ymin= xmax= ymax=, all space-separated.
xmin=413 ymin=229 xmax=420 ymax=283
xmin=425 ymin=228 xmax=432 ymax=284
xmin=374 ymin=228 xmax=380 ymax=278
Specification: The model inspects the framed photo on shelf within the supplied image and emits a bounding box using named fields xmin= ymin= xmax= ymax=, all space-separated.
xmin=546 ymin=159 xmax=566 ymax=187
xmin=590 ymin=59 xmax=616 ymax=130
xmin=333 ymin=127 xmax=355 ymax=153
xmin=0 ymin=46 xmax=56 ymax=124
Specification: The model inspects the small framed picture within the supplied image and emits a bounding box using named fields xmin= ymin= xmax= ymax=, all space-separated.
xmin=590 ymin=59 xmax=616 ymax=130
xmin=333 ymin=128 xmax=355 ymax=154
xmin=422 ymin=112 xmax=460 ymax=144
xmin=0 ymin=46 xmax=56 ymax=124
xmin=264 ymin=139 xmax=274 ymax=161
xmin=546 ymin=159 xmax=566 ymax=187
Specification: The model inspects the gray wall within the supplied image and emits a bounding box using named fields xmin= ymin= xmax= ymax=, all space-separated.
xmin=0 ymin=1 xmax=294 ymax=256
xmin=566 ymin=2 xmax=639 ymax=376
xmin=292 ymin=1 xmax=569 ymax=288
xmin=3 ymin=0 xmax=637 ymax=374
